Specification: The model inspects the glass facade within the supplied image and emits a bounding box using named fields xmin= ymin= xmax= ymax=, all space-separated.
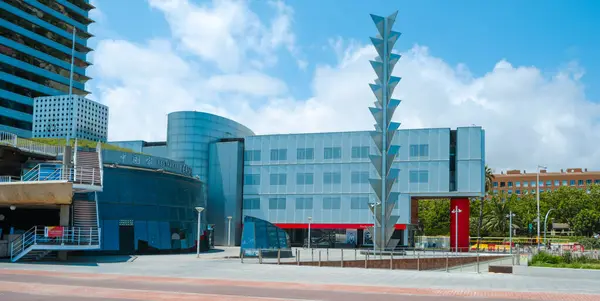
xmin=97 ymin=166 xmax=204 ymax=253
xmin=240 ymin=215 xmax=292 ymax=257
xmin=0 ymin=0 xmax=94 ymax=137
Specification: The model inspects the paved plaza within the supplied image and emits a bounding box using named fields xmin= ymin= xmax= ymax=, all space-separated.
xmin=0 ymin=248 xmax=598 ymax=300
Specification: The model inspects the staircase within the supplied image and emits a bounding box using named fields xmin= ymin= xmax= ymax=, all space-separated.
xmin=71 ymin=140 xmax=103 ymax=189
xmin=10 ymin=226 xmax=101 ymax=262
xmin=73 ymin=197 xmax=98 ymax=231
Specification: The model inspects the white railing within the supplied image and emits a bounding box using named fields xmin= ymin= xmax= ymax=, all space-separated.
xmin=10 ymin=226 xmax=101 ymax=262
xmin=0 ymin=175 xmax=19 ymax=182
xmin=20 ymin=164 xmax=102 ymax=186
xmin=0 ymin=131 xmax=62 ymax=157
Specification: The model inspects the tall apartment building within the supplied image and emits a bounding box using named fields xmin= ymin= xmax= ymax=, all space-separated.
xmin=33 ymin=95 xmax=108 ymax=142
xmin=0 ymin=0 xmax=94 ymax=137
xmin=492 ymin=168 xmax=600 ymax=195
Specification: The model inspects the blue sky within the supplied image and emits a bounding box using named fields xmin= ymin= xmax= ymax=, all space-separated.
xmin=87 ymin=0 xmax=600 ymax=171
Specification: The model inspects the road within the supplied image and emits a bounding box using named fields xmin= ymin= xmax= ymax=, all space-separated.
xmin=0 ymin=268 xmax=596 ymax=301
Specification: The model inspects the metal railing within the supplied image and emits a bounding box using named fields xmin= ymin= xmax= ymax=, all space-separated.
xmin=0 ymin=131 xmax=62 ymax=157
xmin=0 ymin=175 xmax=19 ymax=182
xmin=10 ymin=226 xmax=101 ymax=262
xmin=20 ymin=164 xmax=102 ymax=186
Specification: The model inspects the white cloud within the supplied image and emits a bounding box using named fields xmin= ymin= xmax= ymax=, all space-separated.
xmin=89 ymin=1 xmax=600 ymax=171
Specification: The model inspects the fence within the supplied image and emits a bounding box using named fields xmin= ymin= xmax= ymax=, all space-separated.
xmin=0 ymin=131 xmax=62 ymax=157
xmin=240 ymin=247 xmax=521 ymax=273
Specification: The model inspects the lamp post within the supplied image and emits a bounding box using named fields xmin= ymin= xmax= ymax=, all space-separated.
xmin=227 ymin=216 xmax=233 ymax=247
xmin=536 ymin=165 xmax=547 ymax=251
xmin=544 ymin=209 xmax=555 ymax=244
xmin=452 ymin=206 xmax=462 ymax=253
xmin=195 ymin=207 xmax=204 ymax=258
xmin=507 ymin=211 xmax=516 ymax=254
xmin=307 ymin=216 xmax=312 ymax=249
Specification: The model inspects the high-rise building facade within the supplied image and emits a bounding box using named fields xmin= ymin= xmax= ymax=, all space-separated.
xmin=0 ymin=0 xmax=94 ymax=137
xmin=492 ymin=168 xmax=600 ymax=196
xmin=33 ymin=95 xmax=108 ymax=142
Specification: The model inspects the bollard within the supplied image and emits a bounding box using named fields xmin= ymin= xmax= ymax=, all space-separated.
xmin=417 ymin=253 xmax=420 ymax=271
xmin=297 ymin=250 xmax=301 ymax=266
xmin=390 ymin=251 xmax=393 ymax=270
xmin=355 ymin=249 xmax=357 ymax=260
xmin=445 ymin=253 xmax=449 ymax=272
xmin=277 ymin=249 xmax=281 ymax=265
xmin=341 ymin=249 xmax=344 ymax=268
xmin=241 ymin=250 xmax=245 ymax=264
xmin=311 ymin=248 xmax=314 ymax=262
xmin=259 ymin=249 xmax=263 ymax=264
xmin=476 ymin=252 xmax=480 ymax=274
xmin=319 ymin=251 xmax=322 ymax=267
xmin=365 ymin=253 xmax=368 ymax=268
xmin=327 ymin=248 xmax=329 ymax=261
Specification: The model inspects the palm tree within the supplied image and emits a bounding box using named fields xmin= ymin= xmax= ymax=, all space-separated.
xmin=477 ymin=165 xmax=495 ymax=249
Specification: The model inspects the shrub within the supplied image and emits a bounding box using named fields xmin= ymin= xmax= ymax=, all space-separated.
xmin=579 ymin=237 xmax=600 ymax=250
xmin=531 ymin=252 xmax=562 ymax=264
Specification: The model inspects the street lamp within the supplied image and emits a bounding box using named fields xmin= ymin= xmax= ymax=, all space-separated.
xmin=452 ymin=206 xmax=462 ymax=253
xmin=195 ymin=207 xmax=204 ymax=258
xmin=536 ymin=165 xmax=547 ymax=250
xmin=544 ymin=209 xmax=555 ymax=244
xmin=507 ymin=211 xmax=516 ymax=254
xmin=307 ymin=216 xmax=313 ymax=249
xmin=227 ymin=216 xmax=233 ymax=247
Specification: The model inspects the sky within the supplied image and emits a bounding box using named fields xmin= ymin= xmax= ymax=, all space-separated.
xmin=85 ymin=0 xmax=600 ymax=172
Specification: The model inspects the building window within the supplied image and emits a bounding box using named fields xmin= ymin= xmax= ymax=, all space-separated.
xmin=554 ymin=180 xmax=559 ymax=186
xmin=296 ymin=173 xmax=314 ymax=185
xmin=539 ymin=181 xmax=543 ymax=187
xmin=523 ymin=181 xmax=529 ymax=187
xmin=297 ymin=148 xmax=314 ymax=160
xmin=562 ymin=180 xmax=567 ymax=186
xmin=350 ymin=197 xmax=370 ymax=209
xmin=586 ymin=179 xmax=592 ymax=185
xmin=244 ymin=174 xmax=260 ymax=185
xmin=323 ymin=172 xmax=341 ymax=184
xmin=409 ymin=144 xmax=429 ymax=157
xmin=351 ymin=146 xmax=370 ymax=159
xmin=351 ymin=171 xmax=369 ymax=184
xmin=295 ymin=197 xmax=313 ymax=210
xmin=595 ymin=180 xmax=600 ymax=184
xmin=500 ymin=182 xmax=506 ymax=187
xmin=570 ymin=180 xmax=575 ymax=186
xmin=270 ymin=149 xmax=287 ymax=161
xmin=493 ymin=182 xmax=498 ymax=187
xmin=508 ymin=182 xmax=513 ymax=188
xmin=270 ymin=173 xmax=287 ymax=185
xmin=409 ymin=170 xmax=429 ymax=184
xmin=268 ymin=198 xmax=286 ymax=210
xmin=243 ymin=198 xmax=260 ymax=210
xmin=324 ymin=147 xmax=342 ymax=159
xmin=546 ymin=180 xmax=551 ymax=187
xmin=244 ymin=150 xmax=261 ymax=162
xmin=493 ymin=189 xmax=498 ymax=194
xmin=508 ymin=190 xmax=512 ymax=194
xmin=578 ymin=180 xmax=584 ymax=186
xmin=516 ymin=190 xmax=521 ymax=195
xmin=515 ymin=181 xmax=521 ymax=187
xmin=531 ymin=181 xmax=536 ymax=187
xmin=323 ymin=197 xmax=341 ymax=209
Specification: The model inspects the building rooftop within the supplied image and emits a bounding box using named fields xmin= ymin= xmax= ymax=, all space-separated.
xmin=495 ymin=168 xmax=599 ymax=176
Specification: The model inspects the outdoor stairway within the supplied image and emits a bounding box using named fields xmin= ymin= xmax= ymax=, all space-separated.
xmin=73 ymin=198 xmax=98 ymax=230
xmin=17 ymin=249 xmax=52 ymax=262
xmin=74 ymin=150 xmax=102 ymax=185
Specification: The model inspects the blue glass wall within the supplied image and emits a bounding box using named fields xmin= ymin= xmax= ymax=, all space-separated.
xmin=97 ymin=166 xmax=204 ymax=252
xmin=240 ymin=216 xmax=292 ymax=257
xmin=0 ymin=0 xmax=94 ymax=137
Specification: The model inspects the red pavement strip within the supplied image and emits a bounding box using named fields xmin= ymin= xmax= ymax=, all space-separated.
xmin=0 ymin=268 xmax=598 ymax=301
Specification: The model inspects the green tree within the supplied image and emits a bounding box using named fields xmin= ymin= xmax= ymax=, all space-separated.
xmin=477 ymin=165 xmax=495 ymax=246
xmin=481 ymin=194 xmax=518 ymax=236
xmin=571 ymin=209 xmax=600 ymax=236
xmin=418 ymin=199 xmax=450 ymax=236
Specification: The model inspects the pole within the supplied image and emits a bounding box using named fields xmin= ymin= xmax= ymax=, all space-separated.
xmin=308 ymin=217 xmax=312 ymax=249
xmin=455 ymin=207 xmax=459 ymax=253
xmin=196 ymin=210 xmax=201 ymax=258
xmin=380 ymin=17 xmax=390 ymax=257
xmin=509 ymin=211 xmax=513 ymax=254
xmin=227 ymin=216 xmax=232 ymax=246
xmin=544 ymin=209 xmax=555 ymax=244
xmin=536 ymin=166 xmax=542 ymax=250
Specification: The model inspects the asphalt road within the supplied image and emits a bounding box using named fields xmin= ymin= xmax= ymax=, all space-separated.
xmin=0 ymin=269 xmax=592 ymax=301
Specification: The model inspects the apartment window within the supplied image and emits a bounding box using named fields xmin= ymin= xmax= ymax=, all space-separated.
xmin=546 ymin=180 xmax=552 ymax=187
xmin=539 ymin=181 xmax=543 ymax=187
xmin=531 ymin=181 xmax=536 ymax=187
xmin=562 ymin=180 xmax=568 ymax=186
xmin=515 ymin=181 xmax=521 ymax=187
xmin=270 ymin=173 xmax=287 ymax=185
xmin=587 ymin=179 xmax=592 ymax=185
xmin=324 ymin=147 xmax=342 ymax=159
xmin=297 ymin=148 xmax=314 ymax=160
xmin=570 ymin=180 xmax=575 ymax=186
xmin=578 ymin=180 xmax=584 ymax=186
xmin=554 ymin=180 xmax=559 ymax=186
xmin=350 ymin=197 xmax=370 ymax=209
xmin=516 ymin=190 xmax=521 ymax=195
xmin=351 ymin=146 xmax=370 ymax=159
xmin=270 ymin=149 xmax=287 ymax=161
xmin=295 ymin=197 xmax=313 ymax=210
xmin=244 ymin=150 xmax=261 ymax=162
xmin=508 ymin=190 xmax=512 ymax=194
xmin=268 ymin=198 xmax=286 ymax=210
xmin=409 ymin=144 xmax=429 ymax=157
xmin=531 ymin=189 xmax=536 ymax=194
xmin=323 ymin=172 xmax=341 ymax=184
xmin=351 ymin=171 xmax=369 ymax=184
xmin=595 ymin=180 xmax=600 ymax=184
xmin=244 ymin=174 xmax=260 ymax=185
xmin=409 ymin=170 xmax=429 ymax=184
xmin=492 ymin=190 xmax=498 ymax=194
xmin=243 ymin=198 xmax=260 ymax=210
xmin=508 ymin=182 xmax=513 ymax=188
xmin=500 ymin=182 xmax=506 ymax=187
xmin=523 ymin=181 xmax=529 ymax=187
xmin=493 ymin=182 xmax=498 ymax=187
xmin=296 ymin=173 xmax=314 ymax=185
xmin=540 ymin=189 xmax=544 ymax=193
xmin=323 ymin=197 xmax=341 ymax=210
